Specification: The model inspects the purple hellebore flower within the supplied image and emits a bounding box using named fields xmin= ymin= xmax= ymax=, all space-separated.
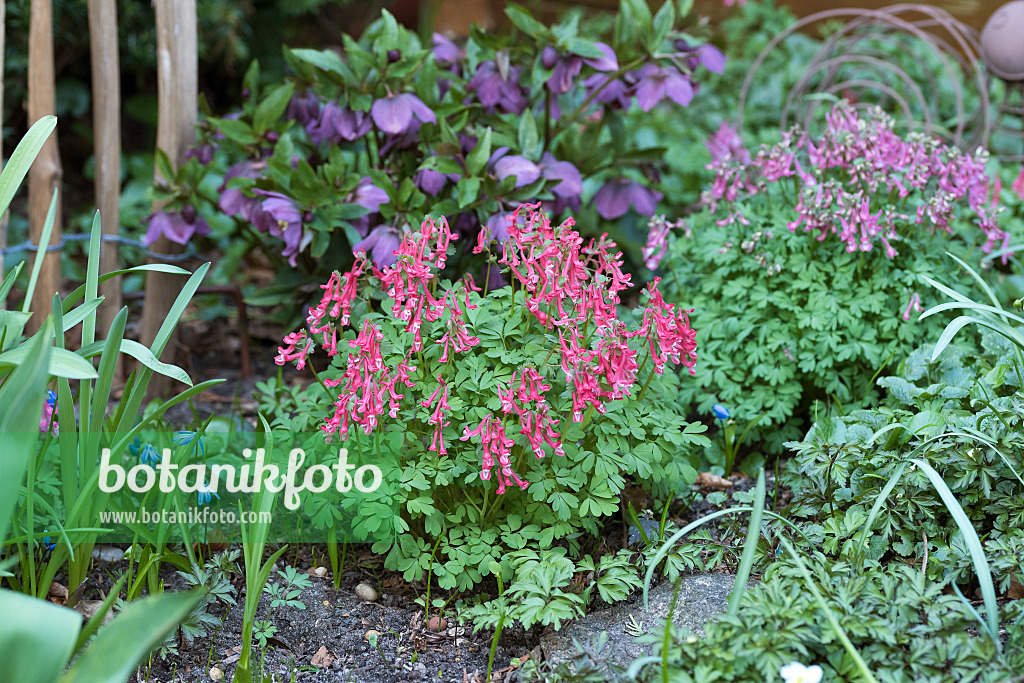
xmin=489 ymin=147 xmax=541 ymax=188
xmin=466 ymin=61 xmax=529 ymax=114
xmin=694 ymin=44 xmax=726 ymax=74
xmin=633 ymin=64 xmax=694 ymax=112
xmin=593 ymin=178 xmax=663 ymax=219
xmin=253 ymin=190 xmax=309 ymax=266
xmin=309 ymin=101 xmax=373 ymax=144
xmin=218 ymin=160 xmax=265 ymax=221
xmin=348 ymin=176 xmax=392 ymax=237
xmin=416 ymin=168 xmax=450 ymax=196
xmin=370 ymin=93 xmax=436 ymax=135
xmin=539 ymin=152 xmax=582 ymax=210
xmin=494 ymin=156 xmax=541 ymax=188
xmin=352 ymin=176 xmax=390 ymax=213
xmin=353 ymin=224 xmax=402 ymax=268
xmin=185 ymin=143 xmax=215 ymax=166
xmin=481 ymin=212 xmax=511 ymax=248
xmin=543 ymin=42 xmax=617 ymax=94
xmin=142 ymin=207 xmax=211 ymax=246
xmin=286 ymin=90 xmax=322 ymax=126
xmin=582 ymin=72 xmax=632 ymax=110
xmin=433 ymin=33 xmax=461 ymax=68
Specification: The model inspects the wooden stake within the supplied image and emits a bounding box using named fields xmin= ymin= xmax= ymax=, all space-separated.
xmin=27 ymin=0 xmax=63 ymax=327
xmin=139 ymin=0 xmax=197 ymax=394
xmin=88 ymin=0 xmax=122 ymax=374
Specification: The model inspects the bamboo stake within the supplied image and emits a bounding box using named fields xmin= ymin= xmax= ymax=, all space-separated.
xmin=139 ymin=0 xmax=196 ymax=394
xmin=88 ymin=0 xmax=122 ymax=368
xmin=27 ymin=0 xmax=63 ymax=327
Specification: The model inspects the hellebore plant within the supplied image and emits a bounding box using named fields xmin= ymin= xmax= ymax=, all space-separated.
xmin=171 ymin=0 xmax=726 ymax=312
xmin=273 ymin=203 xmax=709 ymax=590
xmin=661 ymin=101 xmax=1018 ymax=454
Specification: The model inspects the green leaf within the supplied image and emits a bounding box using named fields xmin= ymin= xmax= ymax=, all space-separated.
xmin=0 ymin=323 xmax=51 ymax=546
xmin=289 ymin=48 xmax=355 ymax=82
xmin=517 ymin=110 xmax=540 ymax=159
xmin=652 ymin=1 xmax=676 ymax=48
xmin=0 ymin=343 xmax=98 ymax=379
xmin=253 ymin=83 xmax=295 ymax=133
xmin=465 ymin=127 xmax=492 ymax=177
xmin=0 ymin=115 xmax=57 ymax=217
xmin=61 ymin=590 xmax=203 ymax=683
xmin=0 ymin=590 xmax=80 ymax=683
xmin=504 ymin=4 xmax=548 ymax=37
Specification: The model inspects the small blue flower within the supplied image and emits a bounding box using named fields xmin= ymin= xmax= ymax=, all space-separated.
xmin=140 ymin=443 xmax=161 ymax=466
xmin=712 ymin=404 xmax=730 ymax=421
xmin=197 ymin=482 xmax=219 ymax=506
xmin=45 ymin=391 xmax=57 ymax=407
xmin=173 ymin=430 xmax=206 ymax=457
xmin=128 ymin=436 xmax=142 ymax=457
xmin=42 ymin=533 xmax=56 ymax=551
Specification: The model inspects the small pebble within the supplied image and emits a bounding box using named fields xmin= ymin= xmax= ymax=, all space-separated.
xmin=209 ymin=667 xmax=223 ymax=682
xmin=354 ymin=582 xmax=379 ymax=602
xmin=314 ymin=566 xmax=328 ymax=578
xmin=428 ymin=615 xmax=447 ymax=631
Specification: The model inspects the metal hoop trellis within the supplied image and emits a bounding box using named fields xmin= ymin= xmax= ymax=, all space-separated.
xmin=737 ymin=4 xmax=991 ymax=153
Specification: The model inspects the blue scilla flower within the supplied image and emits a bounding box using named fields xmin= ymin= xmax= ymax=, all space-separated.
xmin=46 ymin=391 xmax=57 ymax=407
xmin=197 ymin=482 xmax=219 ymax=506
xmin=129 ymin=436 xmax=162 ymax=466
xmin=712 ymin=404 xmax=730 ymax=421
xmin=42 ymin=533 xmax=56 ymax=551
xmin=173 ymin=430 xmax=206 ymax=457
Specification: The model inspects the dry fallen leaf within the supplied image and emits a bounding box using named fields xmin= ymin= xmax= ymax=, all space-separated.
xmin=311 ymin=646 xmax=335 ymax=668
xmin=48 ymin=582 xmax=68 ymax=605
xmin=697 ymin=472 xmax=733 ymax=489
xmin=1008 ymin=575 xmax=1024 ymax=600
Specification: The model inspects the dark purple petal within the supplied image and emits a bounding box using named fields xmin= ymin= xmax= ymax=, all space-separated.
xmin=494 ymin=155 xmax=541 ymax=188
xmin=334 ymin=107 xmax=372 ymax=141
xmin=353 ymin=177 xmax=390 ymax=212
xmin=416 ymin=168 xmax=448 ymax=195
xmin=433 ymin=33 xmax=460 ymax=66
xmin=583 ymin=42 xmax=618 ymax=72
xmin=593 ymin=181 xmax=631 ymax=219
xmin=161 ymin=212 xmax=193 ymax=245
xmin=696 ymin=44 xmax=726 ymax=74
xmin=547 ymin=56 xmax=582 ymax=94
xmin=371 ymin=96 xmax=413 ymax=135
xmin=635 ymin=75 xmax=668 ymax=112
xmin=485 ymin=262 xmax=506 ymax=291
xmin=540 ymin=153 xmax=582 ymax=198
xmin=400 ymin=93 xmax=436 ymax=125
xmin=485 ymin=213 xmax=510 ymax=242
xmin=628 ymin=183 xmax=663 ymax=216
xmin=142 ymin=212 xmax=169 ymax=246
xmin=467 ymin=62 xmax=503 ymax=107
xmin=663 ymin=73 xmax=694 ymax=107
xmin=353 ymin=225 xmax=402 ymax=268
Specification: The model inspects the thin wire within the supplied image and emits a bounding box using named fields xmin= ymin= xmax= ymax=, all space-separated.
xmin=0 ymin=232 xmax=203 ymax=263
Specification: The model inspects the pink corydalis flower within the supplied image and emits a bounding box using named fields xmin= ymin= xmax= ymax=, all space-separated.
xmin=461 ymin=414 xmax=529 ymax=494
xmin=902 ymin=292 xmax=923 ymax=321
xmin=1013 ymin=167 xmax=1024 ymax=200
xmin=39 ymin=390 xmax=58 ymax=438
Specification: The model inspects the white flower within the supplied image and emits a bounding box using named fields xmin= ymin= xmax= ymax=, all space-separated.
xmin=780 ymin=662 xmax=823 ymax=683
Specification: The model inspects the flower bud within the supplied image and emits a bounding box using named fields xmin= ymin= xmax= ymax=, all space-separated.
xmin=181 ymin=204 xmax=197 ymax=224
xmin=387 ymin=49 xmax=401 ymax=63
xmin=541 ymin=46 xmax=558 ymax=69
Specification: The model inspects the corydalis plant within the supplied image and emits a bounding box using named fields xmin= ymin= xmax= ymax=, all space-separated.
xmin=276 ymin=203 xmax=698 ymax=494
xmin=706 ymin=102 xmax=1007 ymax=257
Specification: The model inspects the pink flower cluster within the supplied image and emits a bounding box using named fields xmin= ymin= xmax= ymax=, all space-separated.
xmin=704 ymin=102 xmax=1008 ymax=257
xmin=276 ymin=204 xmax=698 ymax=493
